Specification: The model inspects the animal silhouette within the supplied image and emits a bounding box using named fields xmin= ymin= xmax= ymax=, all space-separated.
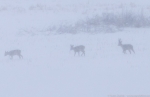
xmin=118 ymin=39 xmax=135 ymax=54
xmin=70 ymin=45 xmax=85 ymax=56
xmin=5 ymin=50 xmax=23 ymax=59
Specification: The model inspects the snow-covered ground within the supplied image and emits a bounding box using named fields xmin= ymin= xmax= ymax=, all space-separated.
xmin=0 ymin=0 xmax=150 ymax=97
xmin=1 ymin=31 xmax=150 ymax=97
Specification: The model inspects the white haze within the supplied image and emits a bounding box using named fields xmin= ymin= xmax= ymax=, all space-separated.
xmin=0 ymin=0 xmax=150 ymax=97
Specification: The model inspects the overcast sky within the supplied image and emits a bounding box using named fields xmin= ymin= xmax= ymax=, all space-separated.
xmin=0 ymin=0 xmax=150 ymax=6
xmin=0 ymin=0 xmax=150 ymax=4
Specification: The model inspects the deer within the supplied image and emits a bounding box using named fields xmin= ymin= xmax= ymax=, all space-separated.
xmin=118 ymin=39 xmax=135 ymax=54
xmin=70 ymin=45 xmax=85 ymax=56
xmin=5 ymin=50 xmax=23 ymax=59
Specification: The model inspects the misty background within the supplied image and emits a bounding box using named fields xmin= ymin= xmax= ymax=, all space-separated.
xmin=0 ymin=0 xmax=150 ymax=97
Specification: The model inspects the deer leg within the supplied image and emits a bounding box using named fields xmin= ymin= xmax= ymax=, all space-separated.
xmin=74 ymin=52 xmax=76 ymax=56
xmin=19 ymin=55 xmax=22 ymax=59
xmin=129 ymin=50 xmax=131 ymax=54
xmin=123 ymin=50 xmax=126 ymax=54
xmin=81 ymin=51 xmax=83 ymax=56
xmin=19 ymin=54 xmax=23 ymax=59
xmin=82 ymin=51 xmax=85 ymax=56
xmin=80 ymin=50 xmax=84 ymax=56
xmin=10 ymin=56 xmax=13 ymax=59
xmin=132 ymin=48 xmax=135 ymax=53
xmin=78 ymin=52 xmax=80 ymax=56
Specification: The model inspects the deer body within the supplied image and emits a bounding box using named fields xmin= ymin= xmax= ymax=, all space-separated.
xmin=5 ymin=50 xmax=23 ymax=59
xmin=70 ymin=45 xmax=85 ymax=56
xmin=118 ymin=39 xmax=135 ymax=54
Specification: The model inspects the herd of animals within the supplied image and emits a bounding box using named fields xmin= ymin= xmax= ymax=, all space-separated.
xmin=4 ymin=39 xmax=135 ymax=59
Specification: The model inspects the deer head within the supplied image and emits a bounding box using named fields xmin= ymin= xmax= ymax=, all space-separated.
xmin=118 ymin=39 xmax=122 ymax=46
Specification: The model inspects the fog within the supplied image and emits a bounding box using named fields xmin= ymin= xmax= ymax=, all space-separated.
xmin=0 ymin=0 xmax=150 ymax=97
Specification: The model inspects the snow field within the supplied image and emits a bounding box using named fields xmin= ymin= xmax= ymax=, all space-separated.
xmin=0 ymin=31 xmax=150 ymax=97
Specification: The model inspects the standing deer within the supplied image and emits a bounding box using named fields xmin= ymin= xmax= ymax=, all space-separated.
xmin=118 ymin=39 xmax=135 ymax=54
xmin=5 ymin=50 xmax=23 ymax=59
xmin=70 ymin=45 xmax=85 ymax=56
